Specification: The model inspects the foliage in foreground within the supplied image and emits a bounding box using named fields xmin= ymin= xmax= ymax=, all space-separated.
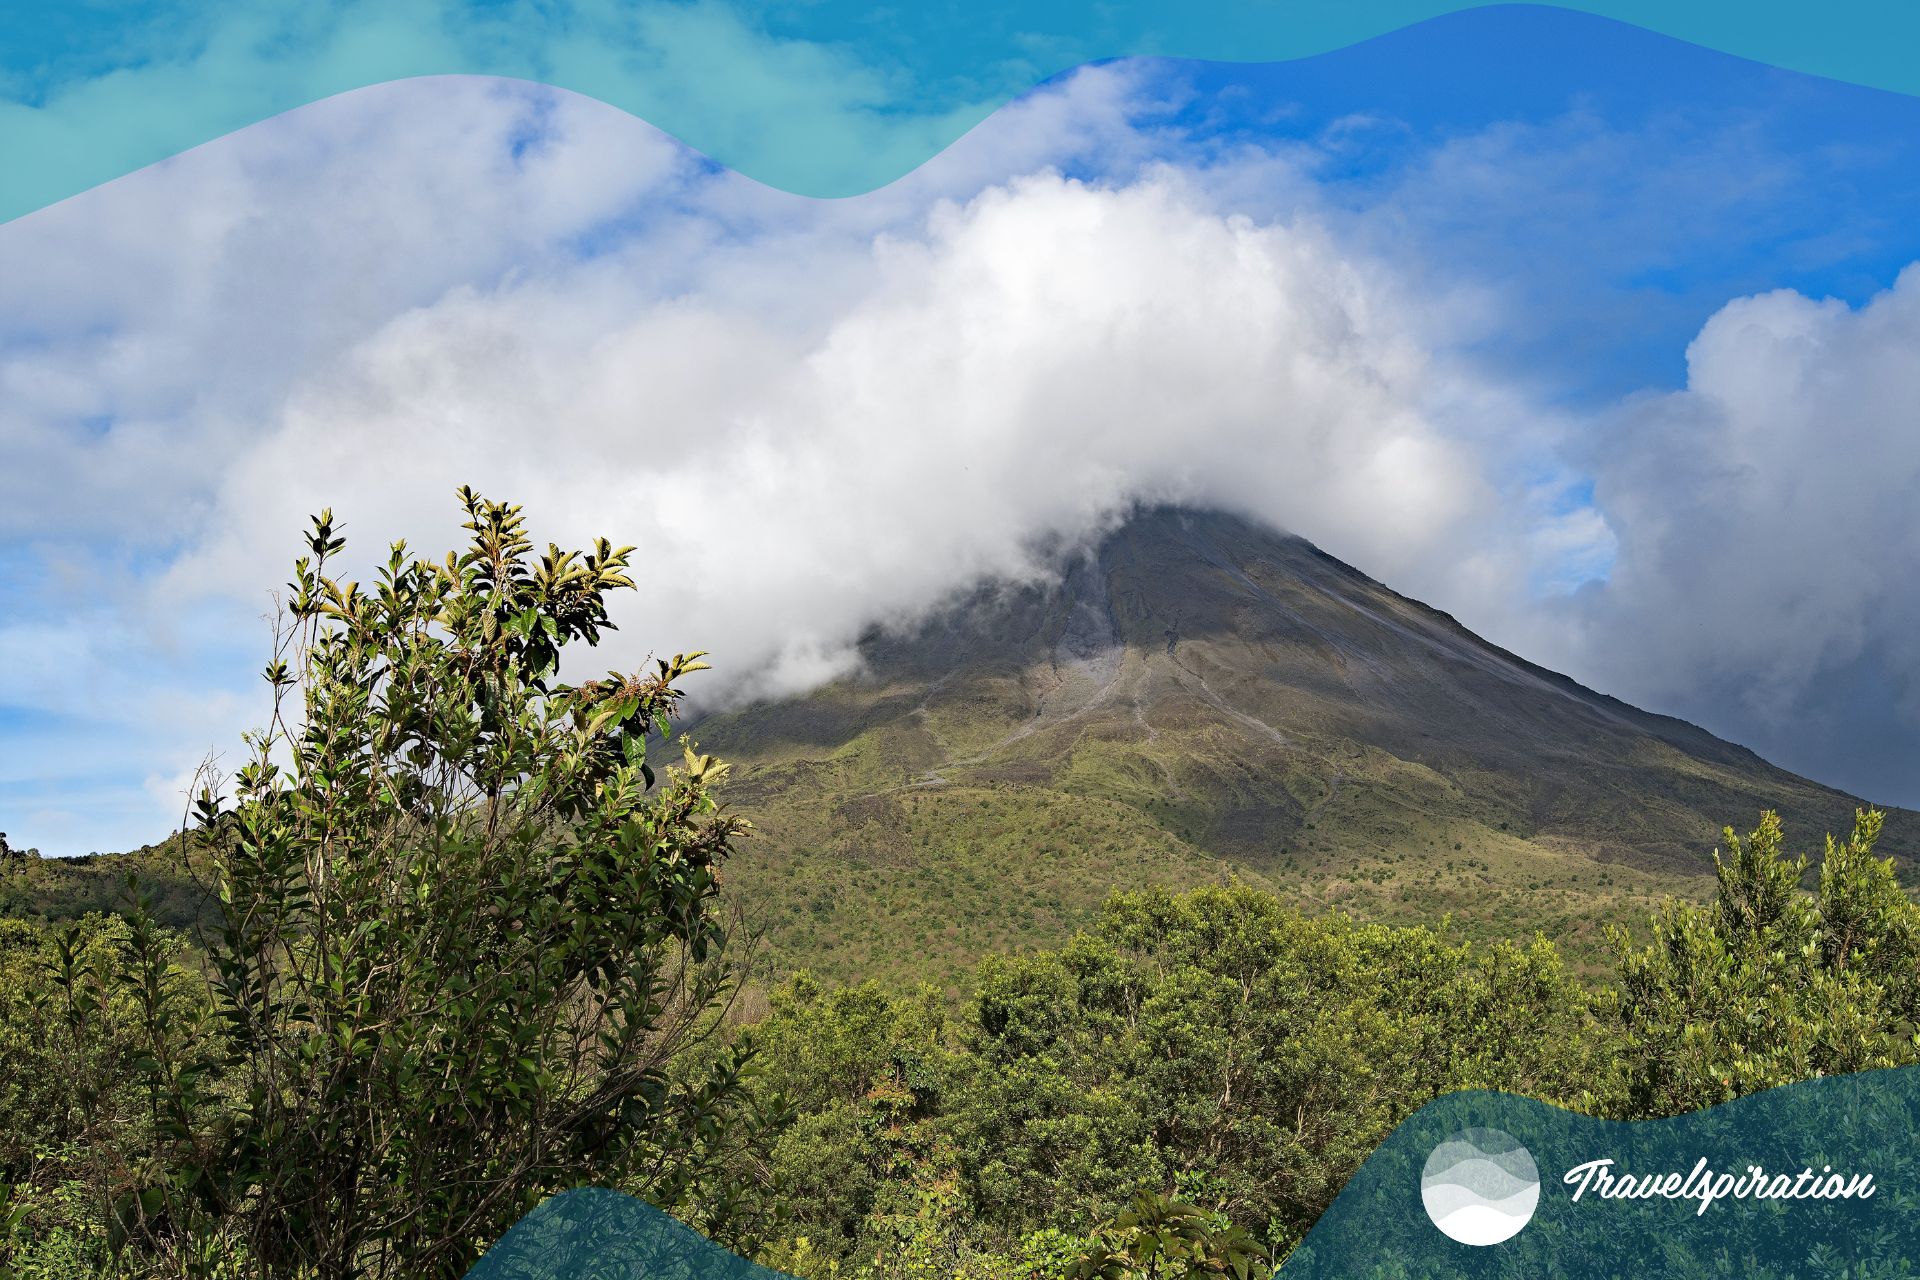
xmin=742 ymin=884 xmax=1605 ymax=1273
xmin=1614 ymin=807 xmax=1920 ymax=1114
xmin=2 ymin=799 xmax=1912 ymax=1279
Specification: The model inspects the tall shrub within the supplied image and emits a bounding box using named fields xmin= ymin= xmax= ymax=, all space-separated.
xmin=125 ymin=490 xmax=752 ymax=1278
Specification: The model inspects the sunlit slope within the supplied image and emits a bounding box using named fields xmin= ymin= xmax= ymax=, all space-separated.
xmin=692 ymin=507 xmax=1916 ymax=985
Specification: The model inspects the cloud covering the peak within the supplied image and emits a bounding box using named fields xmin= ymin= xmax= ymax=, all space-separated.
xmin=166 ymin=164 xmax=1568 ymax=709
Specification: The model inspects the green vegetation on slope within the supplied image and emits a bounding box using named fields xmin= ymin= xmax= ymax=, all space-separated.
xmin=733 ymin=806 xmax=1920 ymax=1277
xmin=0 ymin=839 xmax=212 ymax=934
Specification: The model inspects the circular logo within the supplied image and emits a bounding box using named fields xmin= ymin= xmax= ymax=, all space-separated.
xmin=1421 ymin=1128 xmax=1540 ymax=1246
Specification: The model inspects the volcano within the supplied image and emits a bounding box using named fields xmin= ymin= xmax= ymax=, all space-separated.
xmin=690 ymin=507 xmax=1916 ymax=984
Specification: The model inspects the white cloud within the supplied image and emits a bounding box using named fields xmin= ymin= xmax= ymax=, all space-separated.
xmin=166 ymin=165 xmax=1575 ymax=715
xmin=1555 ymin=268 xmax=1920 ymax=802
xmin=0 ymin=75 xmax=693 ymax=542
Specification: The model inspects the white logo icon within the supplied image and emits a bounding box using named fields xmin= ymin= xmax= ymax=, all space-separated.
xmin=1421 ymin=1128 xmax=1540 ymax=1245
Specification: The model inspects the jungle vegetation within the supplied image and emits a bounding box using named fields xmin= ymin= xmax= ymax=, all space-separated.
xmin=1 ymin=495 xmax=1914 ymax=1279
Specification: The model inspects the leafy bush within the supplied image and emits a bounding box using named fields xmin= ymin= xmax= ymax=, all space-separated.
xmin=56 ymin=491 xmax=759 ymax=1279
xmin=953 ymin=885 xmax=1613 ymax=1256
xmin=748 ymin=885 xmax=1615 ymax=1272
xmin=1066 ymin=1193 xmax=1269 ymax=1280
xmin=1613 ymin=808 xmax=1920 ymax=1115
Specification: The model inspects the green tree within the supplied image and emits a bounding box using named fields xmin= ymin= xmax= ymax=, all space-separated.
xmin=121 ymin=490 xmax=755 ymax=1278
xmin=1612 ymin=808 xmax=1920 ymax=1117
xmin=951 ymin=885 xmax=1613 ymax=1256
xmin=1066 ymin=1193 xmax=1269 ymax=1280
xmin=746 ymin=974 xmax=957 ymax=1270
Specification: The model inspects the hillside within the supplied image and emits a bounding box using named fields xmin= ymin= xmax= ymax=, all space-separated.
xmin=0 ymin=837 xmax=214 ymax=931
xmin=690 ymin=507 xmax=1917 ymax=985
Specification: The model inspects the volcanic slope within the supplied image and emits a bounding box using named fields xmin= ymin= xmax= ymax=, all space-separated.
xmin=689 ymin=507 xmax=1916 ymax=986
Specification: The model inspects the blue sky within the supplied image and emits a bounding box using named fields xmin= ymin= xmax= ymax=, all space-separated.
xmin=1158 ymin=8 xmax=1920 ymax=396
xmin=3 ymin=6 xmax=1920 ymax=854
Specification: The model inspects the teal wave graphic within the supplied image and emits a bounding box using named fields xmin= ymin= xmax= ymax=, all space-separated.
xmin=1289 ymin=1068 xmax=1915 ymax=1276
xmin=469 ymin=1066 xmax=1920 ymax=1276
xmin=464 ymin=1189 xmax=784 ymax=1279
xmin=4 ymin=1 xmax=1920 ymax=224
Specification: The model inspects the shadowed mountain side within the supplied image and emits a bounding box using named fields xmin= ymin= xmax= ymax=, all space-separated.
xmin=691 ymin=508 xmax=1916 ymax=985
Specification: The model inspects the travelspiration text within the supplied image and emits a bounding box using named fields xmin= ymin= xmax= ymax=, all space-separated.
xmin=1563 ymin=1157 xmax=1876 ymax=1216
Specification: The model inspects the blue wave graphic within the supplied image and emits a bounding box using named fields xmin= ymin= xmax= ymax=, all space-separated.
xmin=464 ymin=1189 xmax=787 ymax=1279
xmin=5 ymin=2 xmax=1920 ymax=222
